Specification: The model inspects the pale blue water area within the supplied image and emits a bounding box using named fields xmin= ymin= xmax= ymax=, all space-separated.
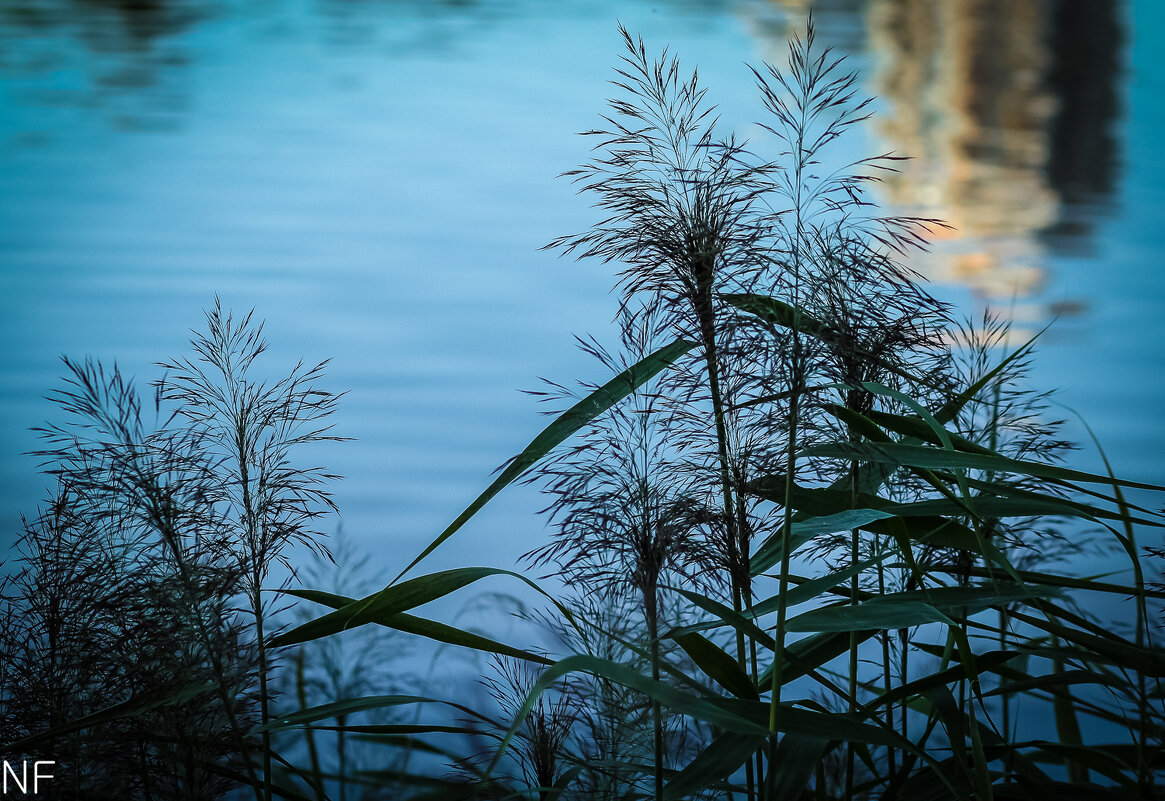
xmin=0 ymin=0 xmax=781 ymax=574
xmin=1 ymin=0 xmax=1162 ymax=620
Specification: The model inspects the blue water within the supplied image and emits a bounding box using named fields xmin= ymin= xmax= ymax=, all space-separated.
xmin=1 ymin=0 xmax=1161 ymax=596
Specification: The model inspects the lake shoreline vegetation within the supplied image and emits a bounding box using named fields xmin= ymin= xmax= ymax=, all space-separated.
xmin=2 ymin=19 xmax=1163 ymax=801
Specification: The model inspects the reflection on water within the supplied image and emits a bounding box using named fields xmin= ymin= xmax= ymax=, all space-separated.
xmin=1043 ymin=2 xmax=1122 ymax=239
xmin=7 ymin=0 xmax=1121 ymax=299
xmin=0 ymin=0 xmax=207 ymax=134
xmin=0 ymin=0 xmax=1159 ymax=567
xmin=0 ymin=0 xmax=560 ymax=138
xmin=866 ymin=0 xmax=1123 ymax=329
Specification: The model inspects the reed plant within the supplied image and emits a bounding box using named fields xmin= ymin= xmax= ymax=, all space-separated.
xmin=545 ymin=31 xmax=768 ymax=695
xmin=157 ymin=299 xmax=343 ymax=801
xmin=0 ymin=303 xmax=341 ymax=800
xmin=524 ymin=311 xmax=721 ymax=800
xmin=1 ymin=356 xmax=259 ymax=799
xmin=268 ymin=20 xmax=1163 ymax=800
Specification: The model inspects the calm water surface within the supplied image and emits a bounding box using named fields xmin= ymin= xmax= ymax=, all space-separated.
xmin=1 ymin=0 xmax=1162 ymax=591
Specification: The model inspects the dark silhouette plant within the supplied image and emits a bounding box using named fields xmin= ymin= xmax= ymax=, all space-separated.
xmin=546 ymin=30 xmax=770 ymax=726
xmin=157 ymin=299 xmax=344 ymax=801
xmin=3 ymin=356 xmax=259 ymax=799
xmin=525 ymin=311 xmax=720 ymax=800
xmin=0 ymin=303 xmax=341 ymax=801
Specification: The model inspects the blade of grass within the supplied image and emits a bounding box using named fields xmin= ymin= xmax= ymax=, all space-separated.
xmin=392 ymin=338 xmax=696 ymax=582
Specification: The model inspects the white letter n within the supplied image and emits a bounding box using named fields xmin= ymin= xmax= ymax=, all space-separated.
xmin=3 ymin=761 xmax=27 ymax=794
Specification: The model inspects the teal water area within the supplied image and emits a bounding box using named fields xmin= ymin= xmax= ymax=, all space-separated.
xmin=1 ymin=0 xmax=1161 ymax=590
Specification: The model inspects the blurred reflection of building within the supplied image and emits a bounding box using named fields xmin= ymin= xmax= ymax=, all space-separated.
xmin=866 ymin=0 xmax=1122 ymax=317
xmin=0 ymin=0 xmax=209 ymax=134
xmin=745 ymin=0 xmax=869 ymax=66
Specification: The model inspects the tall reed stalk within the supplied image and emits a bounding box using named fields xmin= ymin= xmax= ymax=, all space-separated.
xmin=525 ymin=316 xmax=718 ymax=799
xmin=158 ymin=300 xmax=342 ymax=800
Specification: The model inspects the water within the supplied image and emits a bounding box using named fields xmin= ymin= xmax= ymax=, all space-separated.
xmin=1 ymin=0 xmax=1161 ymax=596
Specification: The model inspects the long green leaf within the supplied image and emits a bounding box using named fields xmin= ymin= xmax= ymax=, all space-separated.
xmin=666 ymin=587 xmax=775 ymax=649
xmin=803 ymin=441 xmax=1165 ymax=491
xmin=755 ymin=555 xmax=889 ymax=614
xmin=746 ymin=473 xmax=889 ymax=517
xmin=1008 ymin=608 xmax=1165 ymax=676
xmin=295 ymin=723 xmax=471 ymax=735
xmin=273 ymin=567 xmax=529 ymax=647
xmin=673 ymin=632 xmax=758 ymax=699
xmin=751 ymin=509 xmax=894 ymax=575
xmin=662 ymin=732 xmax=763 ymax=800
xmin=787 ymin=599 xmax=952 ymax=633
xmin=758 ymin=630 xmax=878 ymax=687
xmin=860 ymin=406 xmax=995 ymax=455
xmin=392 ymin=338 xmax=697 ymax=581
xmin=985 ymin=669 xmax=1123 ymax=698
xmin=767 ymin=735 xmax=830 ymax=801
xmin=872 ymin=650 xmax=1022 ymax=711
xmin=282 ymin=587 xmax=552 ymax=664
xmin=934 ymin=326 xmax=1044 ymax=424
xmin=892 ymin=582 xmax=1058 ymax=614
xmin=722 ymin=293 xmax=829 ymax=338
xmin=933 ymin=564 xmax=1165 ymax=600
xmin=880 ymin=488 xmax=1164 ymax=528
xmin=769 ymin=706 xmax=917 ymax=748
xmin=1031 ymin=744 xmax=1137 ymax=788
xmin=264 ymin=695 xmax=445 ymax=731
xmin=919 ymin=686 xmax=976 ymax=795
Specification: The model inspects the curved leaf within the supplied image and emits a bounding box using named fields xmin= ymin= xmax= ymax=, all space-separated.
xmin=393 ymin=338 xmax=697 ymax=581
xmin=751 ymin=509 xmax=895 ymax=575
xmin=673 ymin=632 xmax=758 ymax=699
xmin=788 ymin=599 xmax=952 ymax=633
xmin=265 ymin=695 xmax=447 ymax=731
xmin=273 ymin=567 xmax=530 ymax=647
xmin=802 ymin=441 xmax=1165 ymax=492
xmin=282 ymin=587 xmax=552 ymax=664
xmin=663 ymin=732 xmax=763 ymax=800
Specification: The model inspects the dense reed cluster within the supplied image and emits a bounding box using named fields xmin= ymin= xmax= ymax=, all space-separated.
xmin=3 ymin=20 xmax=1163 ymax=801
xmin=0 ymin=301 xmax=342 ymax=800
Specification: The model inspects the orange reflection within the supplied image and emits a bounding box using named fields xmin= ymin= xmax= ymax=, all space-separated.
xmin=864 ymin=0 xmax=1120 ymax=324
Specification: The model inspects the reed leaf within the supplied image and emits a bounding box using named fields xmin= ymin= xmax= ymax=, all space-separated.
xmin=272 ymin=567 xmax=543 ymax=647
xmin=662 ymin=732 xmax=764 ymax=800
xmin=392 ymin=338 xmax=697 ymax=582
xmin=787 ymin=599 xmax=952 ymax=633
xmin=751 ymin=509 xmax=894 ymax=574
xmin=802 ymin=441 xmax=1165 ymax=491
xmin=672 ymin=632 xmax=758 ymax=699
xmin=282 ymin=587 xmax=553 ymax=664
xmin=765 ymin=734 xmax=830 ymax=801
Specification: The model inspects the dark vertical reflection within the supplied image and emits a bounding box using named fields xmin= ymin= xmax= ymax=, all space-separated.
xmin=1043 ymin=0 xmax=1122 ymax=247
xmin=866 ymin=0 xmax=1124 ymax=319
